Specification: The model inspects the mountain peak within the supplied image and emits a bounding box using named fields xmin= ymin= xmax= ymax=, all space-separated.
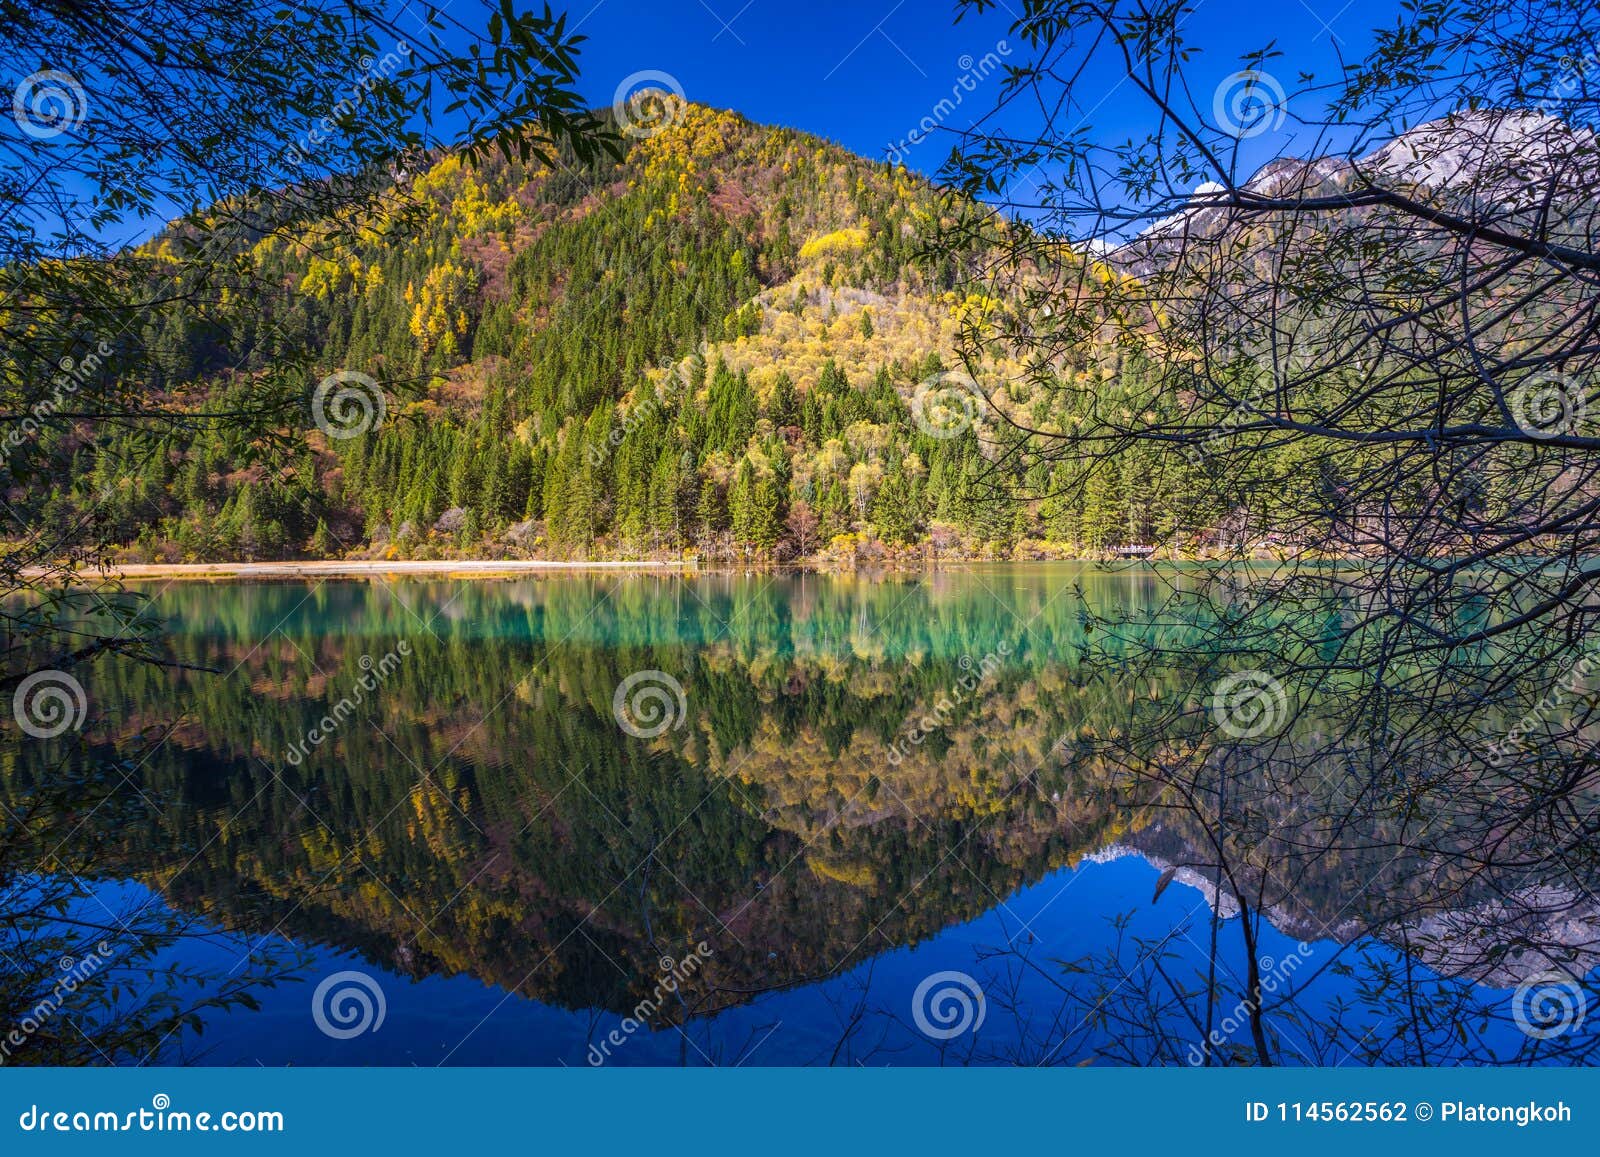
xmin=1360 ymin=107 xmax=1593 ymax=193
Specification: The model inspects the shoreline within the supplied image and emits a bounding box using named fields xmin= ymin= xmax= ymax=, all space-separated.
xmin=23 ymin=554 xmax=1374 ymax=583
xmin=35 ymin=559 xmax=687 ymax=581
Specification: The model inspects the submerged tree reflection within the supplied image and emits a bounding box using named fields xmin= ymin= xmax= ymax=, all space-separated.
xmin=6 ymin=570 xmax=1596 ymax=1064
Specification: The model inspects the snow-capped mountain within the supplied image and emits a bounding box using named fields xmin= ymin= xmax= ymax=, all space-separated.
xmin=1107 ymin=108 xmax=1596 ymax=276
xmin=1359 ymin=108 xmax=1595 ymax=196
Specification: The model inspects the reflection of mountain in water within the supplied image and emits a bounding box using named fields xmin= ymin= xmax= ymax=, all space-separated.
xmin=1092 ymin=840 xmax=1600 ymax=989
xmin=15 ymin=571 xmax=1595 ymax=1021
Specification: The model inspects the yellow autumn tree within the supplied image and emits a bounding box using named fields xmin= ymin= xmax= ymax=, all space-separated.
xmin=408 ymin=258 xmax=477 ymax=355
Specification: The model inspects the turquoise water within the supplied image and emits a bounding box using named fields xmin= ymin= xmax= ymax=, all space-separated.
xmin=7 ymin=567 xmax=1578 ymax=1064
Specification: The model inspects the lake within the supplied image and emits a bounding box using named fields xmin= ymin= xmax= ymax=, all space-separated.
xmin=8 ymin=565 xmax=1588 ymax=1065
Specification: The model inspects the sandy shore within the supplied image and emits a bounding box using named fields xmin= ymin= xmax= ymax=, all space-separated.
xmin=39 ymin=559 xmax=681 ymax=581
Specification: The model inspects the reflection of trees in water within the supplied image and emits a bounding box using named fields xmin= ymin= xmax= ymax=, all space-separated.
xmin=1044 ymin=562 xmax=1600 ymax=1065
xmin=0 ymin=745 xmax=300 ymax=1065
xmin=908 ymin=0 xmax=1600 ymax=1065
xmin=9 ymin=571 xmax=1598 ymax=1063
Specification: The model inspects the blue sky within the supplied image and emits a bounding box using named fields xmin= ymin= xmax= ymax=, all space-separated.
xmin=19 ymin=0 xmax=1418 ymax=251
xmin=557 ymin=0 xmax=1405 ymax=178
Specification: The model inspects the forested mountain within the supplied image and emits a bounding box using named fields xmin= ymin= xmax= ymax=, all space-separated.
xmin=19 ymin=102 xmax=1559 ymax=565
xmin=10 ymin=99 xmax=1211 ymax=564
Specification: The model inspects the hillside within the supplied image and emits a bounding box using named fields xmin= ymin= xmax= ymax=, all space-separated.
xmin=11 ymin=98 xmax=1195 ymax=565
xmin=18 ymin=102 xmax=1567 ymax=566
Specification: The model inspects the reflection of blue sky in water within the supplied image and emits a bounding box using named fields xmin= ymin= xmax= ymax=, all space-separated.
xmin=118 ymin=853 xmax=1539 ymax=1067
xmin=18 ymin=569 xmax=1587 ymax=1066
